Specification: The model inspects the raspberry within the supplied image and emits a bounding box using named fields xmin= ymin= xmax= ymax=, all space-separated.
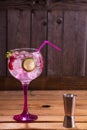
xmin=8 ymin=56 xmax=15 ymax=70
xmin=10 ymin=56 xmax=15 ymax=62
xmin=8 ymin=62 xmax=13 ymax=70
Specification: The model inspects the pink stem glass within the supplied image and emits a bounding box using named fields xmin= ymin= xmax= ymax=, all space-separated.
xmin=13 ymin=83 xmax=38 ymax=122
xmin=22 ymin=84 xmax=28 ymax=115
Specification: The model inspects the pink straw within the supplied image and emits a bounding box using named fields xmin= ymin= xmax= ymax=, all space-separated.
xmin=36 ymin=40 xmax=61 ymax=52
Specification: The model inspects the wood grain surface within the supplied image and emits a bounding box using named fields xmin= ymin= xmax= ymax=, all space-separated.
xmin=0 ymin=90 xmax=87 ymax=129
xmin=0 ymin=0 xmax=87 ymax=10
xmin=0 ymin=10 xmax=7 ymax=76
xmin=0 ymin=76 xmax=87 ymax=90
xmin=48 ymin=10 xmax=63 ymax=76
xmin=63 ymin=11 xmax=87 ymax=76
xmin=8 ymin=9 xmax=31 ymax=50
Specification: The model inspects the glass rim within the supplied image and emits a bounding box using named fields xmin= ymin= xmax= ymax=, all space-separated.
xmin=9 ymin=48 xmax=39 ymax=52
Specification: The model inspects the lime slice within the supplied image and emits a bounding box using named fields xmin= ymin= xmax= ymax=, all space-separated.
xmin=22 ymin=58 xmax=36 ymax=72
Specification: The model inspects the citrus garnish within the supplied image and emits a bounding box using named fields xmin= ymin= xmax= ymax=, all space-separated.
xmin=6 ymin=51 xmax=12 ymax=58
xmin=22 ymin=58 xmax=36 ymax=72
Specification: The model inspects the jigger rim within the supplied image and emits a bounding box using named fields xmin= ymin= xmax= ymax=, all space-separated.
xmin=63 ymin=93 xmax=77 ymax=98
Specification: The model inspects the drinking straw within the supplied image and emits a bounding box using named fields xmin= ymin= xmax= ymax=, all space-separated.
xmin=36 ymin=40 xmax=61 ymax=52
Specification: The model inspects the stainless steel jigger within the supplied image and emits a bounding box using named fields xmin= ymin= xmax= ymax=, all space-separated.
xmin=63 ymin=93 xmax=76 ymax=128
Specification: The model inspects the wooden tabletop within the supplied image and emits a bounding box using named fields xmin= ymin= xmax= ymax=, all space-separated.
xmin=0 ymin=90 xmax=87 ymax=130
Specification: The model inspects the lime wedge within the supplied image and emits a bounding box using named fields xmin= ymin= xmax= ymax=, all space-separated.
xmin=22 ymin=58 xmax=36 ymax=72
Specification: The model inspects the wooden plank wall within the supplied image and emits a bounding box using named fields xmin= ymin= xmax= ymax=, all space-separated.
xmin=0 ymin=0 xmax=87 ymax=89
xmin=1 ymin=76 xmax=87 ymax=90
xmin=0 ymin=10 xmax=7 ymax=76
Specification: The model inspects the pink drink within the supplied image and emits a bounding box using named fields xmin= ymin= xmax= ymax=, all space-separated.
xmin=7 ymin=48 xmax=44 ymax=122
xmin=8 ymin=48 xmax=43 ymax=83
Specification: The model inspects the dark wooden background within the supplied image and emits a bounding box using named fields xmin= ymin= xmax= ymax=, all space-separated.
xmin=0 ymin=0 xmax=87 ymax=90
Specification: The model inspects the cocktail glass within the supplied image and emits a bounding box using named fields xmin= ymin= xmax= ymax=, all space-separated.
xmin=7 ymin=48 xmax=43 ymax=122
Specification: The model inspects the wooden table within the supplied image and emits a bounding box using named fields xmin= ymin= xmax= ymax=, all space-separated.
xmin=0 ymin=90 xmax=87 ymax=130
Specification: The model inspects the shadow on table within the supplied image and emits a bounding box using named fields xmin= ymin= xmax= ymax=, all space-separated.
xmin=0 ymin=121 xmax=57 ymax=130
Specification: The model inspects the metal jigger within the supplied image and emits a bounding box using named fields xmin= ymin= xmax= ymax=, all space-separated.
xmin=63 ymin=93 xmax=76 ymax=128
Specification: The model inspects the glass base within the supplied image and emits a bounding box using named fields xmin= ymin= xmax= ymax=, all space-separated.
xmin=13 ymin=113 xmax=38 ymax=122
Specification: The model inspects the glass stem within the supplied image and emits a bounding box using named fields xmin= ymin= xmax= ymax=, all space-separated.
xmin=22 ymin=83 xmax=29 ymax=115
